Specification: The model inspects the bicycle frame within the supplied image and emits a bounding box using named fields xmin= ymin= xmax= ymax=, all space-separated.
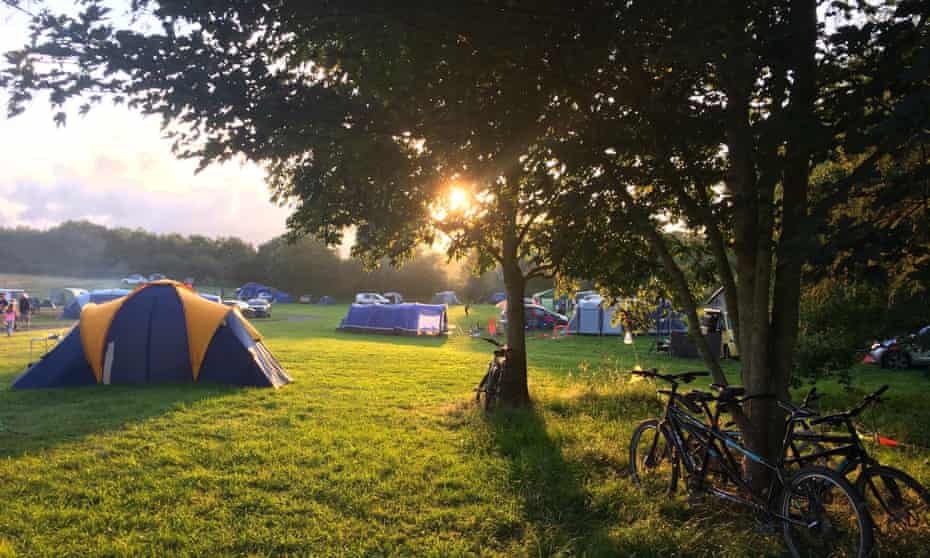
xmin=784 ymin=416 xmax=870 ymax=475
xmin=655 ymin=390 xmax=811 ymax=526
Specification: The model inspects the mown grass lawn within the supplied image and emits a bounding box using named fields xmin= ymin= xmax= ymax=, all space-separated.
xmin=1 ymin=303 xmax=929 ymax=557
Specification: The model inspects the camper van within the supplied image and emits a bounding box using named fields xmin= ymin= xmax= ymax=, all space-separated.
xmin=702 ymin=308 xmax=739 ymax=359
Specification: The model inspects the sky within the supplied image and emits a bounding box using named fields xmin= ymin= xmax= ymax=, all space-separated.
xmin=0 ymin=3 xmax=290 ymax=245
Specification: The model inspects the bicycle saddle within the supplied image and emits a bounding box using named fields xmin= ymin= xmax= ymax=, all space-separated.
xmin=710 ymin=383 xmax=745 ymax=400
xmin=686 ymin=390 xmax=716 ymax=403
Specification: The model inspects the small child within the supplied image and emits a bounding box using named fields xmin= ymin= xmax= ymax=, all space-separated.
xmin=4 ymin=304 xmax=14 ymax=337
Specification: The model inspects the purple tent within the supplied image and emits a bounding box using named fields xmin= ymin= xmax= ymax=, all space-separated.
xmin=339 ymin=303 xmax=448 ymax=336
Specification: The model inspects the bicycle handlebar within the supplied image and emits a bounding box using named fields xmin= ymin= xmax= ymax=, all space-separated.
xmin=848 ymin=384 xmax=889 ymax=416
xmin=810 ymin=385 xmax=889 ymax=426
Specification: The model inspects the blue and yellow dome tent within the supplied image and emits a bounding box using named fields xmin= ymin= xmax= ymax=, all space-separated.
xmin=13 ymin=281 xmax=290 ymax=389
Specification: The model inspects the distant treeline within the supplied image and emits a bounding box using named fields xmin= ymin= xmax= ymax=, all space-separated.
xmin=0 ymin=221 xmax=534 ymax=302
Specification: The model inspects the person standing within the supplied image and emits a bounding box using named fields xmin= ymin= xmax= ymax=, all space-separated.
xmin=5 ymin=303 xmax=15 ymax=336
xmin=18 ymin=293 xmax=31 ymax=330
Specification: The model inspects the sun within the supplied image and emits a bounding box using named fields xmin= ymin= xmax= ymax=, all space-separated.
xmin=448 ymin=187 xmax=470 ymax=211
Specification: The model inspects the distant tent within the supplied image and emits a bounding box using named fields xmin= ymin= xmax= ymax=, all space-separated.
xmin=14 ymin=281 xmax=289 ymax=389
xmin=488 ymin=292 xmax=506 ymax=304
xmin=383 ymin=292 xmax=403 ymax=304
xmin=317 ymin=296 xmax=335 ymax=305
xmin=495 ymin=297 xmax=534 ymax=310
xmin=236 ymin=282 xmax=294 ymax=303
xmin=432 ymin=291 xmax=461 ymax=305
xmin=567 ymin=299 xmax=625 ymax=336
xmin=49 ymin=288 xmax=88 ymax=308
xmin=671 ymin=331 xmax=722 ymax=360
xmin=339 ymin=303 xmax=448 ymax=336
xmin=60 ymin=289 xmax=132 ymax=320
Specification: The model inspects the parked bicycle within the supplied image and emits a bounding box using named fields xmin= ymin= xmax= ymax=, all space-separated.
xmin=629 ymin=368 xmax=874 ymax=558
xmin=475 ymin=337 xmax=510 ymax=411
xmin=782 ymin=385 xmax=930 ymax=536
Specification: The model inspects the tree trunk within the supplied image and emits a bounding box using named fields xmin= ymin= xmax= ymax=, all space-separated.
xmin=500 ymin=267 xmax=530 ymax=406
xmin=773 ymin=0 xmax=816 ymax=396
xmin=499 ymin=213 xmax=531 ymax=407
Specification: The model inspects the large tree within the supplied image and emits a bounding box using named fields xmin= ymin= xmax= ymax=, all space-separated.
xmin=545 ymin=0 xmax=925 ymax=483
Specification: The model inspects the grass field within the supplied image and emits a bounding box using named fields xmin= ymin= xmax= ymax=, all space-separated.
xmin=1 ymin=303 xmax=929 ymax=557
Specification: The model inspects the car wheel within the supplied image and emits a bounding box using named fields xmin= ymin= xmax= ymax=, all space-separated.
xmin=882 ymin=350 xmax=911 ymax=370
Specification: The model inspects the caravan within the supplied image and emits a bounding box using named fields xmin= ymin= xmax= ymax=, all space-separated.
xmin=703 ymin=287 xmax=739 ymax=359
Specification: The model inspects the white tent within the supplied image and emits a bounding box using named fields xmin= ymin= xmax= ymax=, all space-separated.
xmin=568 ymin=300 xmax=625 ymax=336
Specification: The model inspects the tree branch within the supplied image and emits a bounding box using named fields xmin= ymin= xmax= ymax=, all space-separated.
xmin=615 ymin=186 xmax=727 ymax=384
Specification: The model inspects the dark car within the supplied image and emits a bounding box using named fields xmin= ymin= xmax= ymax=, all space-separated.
xmin=867 ymin=325 xmax=930 ymax=370
xmin=500 ymin=304 xmax=568 ymax=330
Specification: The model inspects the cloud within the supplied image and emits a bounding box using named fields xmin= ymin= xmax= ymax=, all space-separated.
xmin=0 ymin=105 xmax=290 ymax=244
xmin=0 ymin=6 xmax=290 ymax=244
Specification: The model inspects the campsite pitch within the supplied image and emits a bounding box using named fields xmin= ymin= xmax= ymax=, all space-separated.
xmin=1 ymin=304 xmax=929 ymax=556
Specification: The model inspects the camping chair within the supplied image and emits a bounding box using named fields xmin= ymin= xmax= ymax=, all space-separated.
xmin=28 ymin=331 xmax=64 ymax=367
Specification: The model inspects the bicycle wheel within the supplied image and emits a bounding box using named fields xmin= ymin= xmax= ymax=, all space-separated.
xmin=629 ymin=419 xmax=679 ymax=496
xmin=781 ymin=465 xmax=874 ymax=558
xmin=856 ymin=465 xmax=930 ymax=535
xmin=479 ymin=363 xmax=502 ymax=411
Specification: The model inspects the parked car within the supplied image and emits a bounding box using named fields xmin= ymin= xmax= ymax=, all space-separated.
xmin=355 ymin=292 xmax=389 ymax=305
xmin=868 ymin=325 xmax=930 ymax=370
xmin=299 ymin=294 xmax=313 ymax=304
xmin=247 ymin=298 xmax=272 ymax=318
xmin=122 ymin=274 xmax=147 ymax=285
xmin=500 ymin=304 xmax=568 ymax=330
xmin=148 ymin=273 xmax=167 ymax=282
xmin=223 ymin=299 xmax=249 ymax=313
xmin=257 ymin=291 xmax=275 ymax=302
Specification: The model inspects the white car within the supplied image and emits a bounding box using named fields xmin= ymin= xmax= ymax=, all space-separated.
xmin=122 ymin=274 xmax=147 ymax=285
xmin=868 ymin=325 xmax=930 ymax=370
xmin=246 ymin=298 xmax=272 ymax=318
xmin=224 ymin=299 xmax=249 ymax=310
xmin=355 ymin=292 xmax=389 ymax=305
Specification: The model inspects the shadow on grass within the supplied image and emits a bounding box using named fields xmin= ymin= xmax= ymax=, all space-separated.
xmin=483 ymin=404 xmax=621 ymax=556
xmin=0 ymin=382 xmax=240 ymax=458
xmin=544 ymin=387 xmax=661 ymax=423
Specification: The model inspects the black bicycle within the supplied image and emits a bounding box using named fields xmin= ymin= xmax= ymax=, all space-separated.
xmin=782 ymin=385 xmax=930 ymax=537
xmin=475 ymin=337 xmax=509 ymax=411
xmin=630 ymin=369 xmax=874 ymax=558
